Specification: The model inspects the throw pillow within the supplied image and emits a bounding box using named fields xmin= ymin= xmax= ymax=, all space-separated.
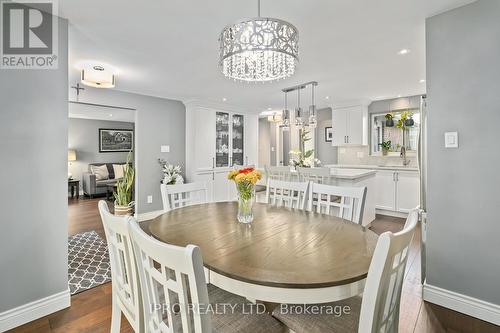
xmin=113 ymin=164 xmax=124 ymax=179
xmin=90 ymin=165 xmax=109 ymax=181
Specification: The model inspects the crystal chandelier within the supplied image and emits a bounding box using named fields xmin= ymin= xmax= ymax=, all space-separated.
xmin=219 ymin=0 xmax=299 ymax=82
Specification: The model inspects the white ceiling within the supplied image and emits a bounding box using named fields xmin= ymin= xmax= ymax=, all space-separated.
xmin=61 ymin=0 xmax=475 ymax=112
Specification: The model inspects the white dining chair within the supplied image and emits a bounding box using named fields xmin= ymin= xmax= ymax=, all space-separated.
xmin=297 ymin=166 xmax=331 ymax=184
xmin=265 ymin=179 xmax=309 ymax=210
xmin=160 ymin=182 xmax=208 ymax=212
xmin=272 ymin=208 xmax=420 ymax=333
xmin=128 ymin=219 xmax=286 ymax=333
xmin=308 ymin=182 xmax=367 ymax=225
xmin=97 ymin=200 xmax=143 ymax=333
xmin=265 ymin=165 xmax=293 ymax=181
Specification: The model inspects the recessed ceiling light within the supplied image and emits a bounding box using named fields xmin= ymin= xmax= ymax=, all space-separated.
xmin=325 ymin=96 xmax=330 ymax=100
xmin=109 ymin=114 xmax=113 ymax=117
xmin=419 ymin=79 xmax=426 ymax=83
xmin=222 ymin=97 xmax=227 ymax=102
xmin=397 ymin=94 xmax=402 ymax=98
xmin=267 ymin=107 xmax=273 ymax=111
xmin=397 ymin=49 xmax=410 ymax=55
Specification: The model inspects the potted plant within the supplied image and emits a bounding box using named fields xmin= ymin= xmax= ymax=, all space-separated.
xmin=380 ymin=140 xmax=391 ymax=156
xmin=401 ymin=110 xmax=414 ymax=127
xmin=158 ymin=159 xmax=184 ymax=185
xmin=114 ymin=152 xmax=135 ymax=216
xmin=385 ymin=113 xmax=394 ymax=127
xmin=289 ymin=129 xmax=321 ymax=168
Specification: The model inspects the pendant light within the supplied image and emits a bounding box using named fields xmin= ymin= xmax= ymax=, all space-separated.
xmin=280 ymin=91 xmax=290 ymax=131
xmin=308 ymin=84 xmax=317 ymax=128
xmin=295 ymin=88 xmax=303 ymax=127
xmin=219 ymin=0 xmax=299 ymax=82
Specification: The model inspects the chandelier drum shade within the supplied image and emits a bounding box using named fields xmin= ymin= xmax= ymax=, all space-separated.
xmin=219 ymin=1 xmax=299 ymax=82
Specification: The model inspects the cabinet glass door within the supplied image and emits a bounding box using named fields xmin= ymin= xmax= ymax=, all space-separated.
xmin=232 ymin=114 xmax=244 ymax=166
xmin=215 ymin=112 xmax=230 ymax=167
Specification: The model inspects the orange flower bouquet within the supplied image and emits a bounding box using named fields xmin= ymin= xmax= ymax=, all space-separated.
xmin=228 ymin=168 xmax=262 ymax=223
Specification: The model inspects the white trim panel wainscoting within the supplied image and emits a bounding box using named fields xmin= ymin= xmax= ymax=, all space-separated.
xmin=0 ymin=288 xmax=71 ymax=332
xmin=423 ymin=283 xmax=500 ymax=326
xmin=135 ymin=210 xmax=164 ymax=222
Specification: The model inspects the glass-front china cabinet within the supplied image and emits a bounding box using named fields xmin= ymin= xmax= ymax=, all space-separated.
xmin=215 ymin=112 xmax=245 ymax=167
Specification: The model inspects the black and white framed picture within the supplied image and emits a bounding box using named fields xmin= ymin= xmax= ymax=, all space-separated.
xmin=325 ymin=127 xmax=333 ymax=142
xmin=99 ymin=129 xmax=134 ymax=152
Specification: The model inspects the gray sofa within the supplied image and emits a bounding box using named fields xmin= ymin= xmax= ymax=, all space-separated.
xmin=82 ymin=163 xmax=125 ymax=198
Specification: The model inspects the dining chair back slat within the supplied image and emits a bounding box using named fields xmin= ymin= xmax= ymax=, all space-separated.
xmin=265 ymin=165 xmax=293 ymax=181
xmin=297 ymin=167 xmax=331 ymax=184
xmin=358 ymin=208 xmax=420 ymax=333
xmin=308 ymin=183 xmax=367 ymax=224
xmin=129 ymin=220 xmax=212 ymax=333
xmin=265 ymin=179 xmax=309 ymax=210
xmin=98 ymin=201 xmax=143 ymax=333
xmin=161 ymin=182 xmax=208 ymax=212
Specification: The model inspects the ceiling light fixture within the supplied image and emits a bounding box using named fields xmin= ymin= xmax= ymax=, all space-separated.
xmin=81 ymin=64 xmax=116 ymax=88
xmin=280 ymin=91 xmax=290 ymax=131
xmin=222 ymin=97 xmax=227 ymax=102
xmin=219 ymin=0 xmax=299 ymax=82
xmin=308 ymin=84 xmax=317 ymax=128
xmin=419 ymin=79 xmax=426 ymax=83
xmin=398 ymin=49 xmax=410 ymax=55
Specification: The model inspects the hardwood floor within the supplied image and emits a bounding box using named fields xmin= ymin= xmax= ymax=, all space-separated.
xmin=7 ymin=197 xmax=500 ymax=333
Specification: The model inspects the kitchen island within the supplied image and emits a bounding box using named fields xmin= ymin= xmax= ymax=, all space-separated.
xmin=328 ymin=168 xmax=376 ymax=226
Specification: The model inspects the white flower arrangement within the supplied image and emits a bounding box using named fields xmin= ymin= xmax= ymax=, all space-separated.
xmin=289 ymin=150 xmax=321 ymax=168
xmin=158 ymin=159 xmax=184 ymax=185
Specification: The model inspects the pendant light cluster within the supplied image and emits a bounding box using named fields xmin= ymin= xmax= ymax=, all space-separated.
xmin=219 ymin=0 xmax=299 ymax=82
xmin=280 ymin=81 xmax=318 ymax=130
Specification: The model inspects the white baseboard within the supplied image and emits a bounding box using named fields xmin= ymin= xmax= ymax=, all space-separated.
xmin=423 ymin=283 xmax=500 ymax=326
xmin=0 ymin=288 xmax=70 ymax=332
xmin=135 ymin=209 xmax=164 ymax=222
xmin=375 ymin=208 xmax=408 ymax=219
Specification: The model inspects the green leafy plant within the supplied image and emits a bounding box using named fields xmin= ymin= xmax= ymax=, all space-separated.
xmin=289 ymin=128 xmax=320 ymax=167
xmin=401 ymin=110 xmax=413 ymax=120
xmin=114 ymin=152 xmax=135 ymax=206
xmin=380 ymin=140 xmax=392 ymax=151
xmin=385 ymin=113 xmax=394 ymax=120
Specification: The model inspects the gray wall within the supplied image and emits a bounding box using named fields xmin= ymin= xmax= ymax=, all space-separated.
xmin=68 ymin=89 xmax=186 ymax=214
xmin=426 ymin=0 xmax=500 ymax=305
xmin=0 ymin=19 xmax=69 ymax=313
xmin=68 ymin=118 xmax=134 ymax=188
xmin=258 ymin=118 xmax=271 ymax=167
xmin=315 ymin=108 xmax=338 ymax=165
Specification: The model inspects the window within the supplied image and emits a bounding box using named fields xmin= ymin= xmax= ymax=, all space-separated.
xmin=370 ymin=110 xmax=420 ymax=155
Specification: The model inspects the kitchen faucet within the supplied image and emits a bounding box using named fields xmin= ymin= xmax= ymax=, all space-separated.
xmin=400 ymin=146 xmax=411 ymax=166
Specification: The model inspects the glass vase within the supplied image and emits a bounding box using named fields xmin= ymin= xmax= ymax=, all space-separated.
xmin=237 ymin=190 xmax=255 ymax=224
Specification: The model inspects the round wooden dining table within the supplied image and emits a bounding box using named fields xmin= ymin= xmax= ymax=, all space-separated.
xmin=149 ymin=202 xmax=378 ymax=304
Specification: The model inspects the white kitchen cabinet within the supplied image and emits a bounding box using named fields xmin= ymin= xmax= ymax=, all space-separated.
xmin=331 ymin=105 xmax=368 ymax=146
xmin=396 ymin=171 xmax=420 ymax=213
xmin=375 ymin=170 xmax=397 ymax=211
xmin=375 ymin=170 xmax=420 ymax=216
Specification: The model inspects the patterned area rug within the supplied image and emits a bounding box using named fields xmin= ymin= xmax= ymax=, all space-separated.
xmin=68 ymin=231 xmax=112 ymax=295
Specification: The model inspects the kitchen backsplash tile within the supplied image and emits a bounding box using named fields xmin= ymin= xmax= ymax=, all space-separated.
xmin=337 ymin=146 xmax=417 ymax=167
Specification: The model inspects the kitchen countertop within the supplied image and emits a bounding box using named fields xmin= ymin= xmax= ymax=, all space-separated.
xmin=326 ymin=164 xmax=419 ymax=172
xmin=329 ymin=168 xmax=377 ymax=180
